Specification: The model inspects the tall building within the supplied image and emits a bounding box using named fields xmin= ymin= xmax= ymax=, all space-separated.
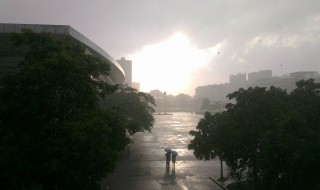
xmin=116 ymin=57 xmax=132 ymax=87
xmin=0 ymin=23 xmax=125 ymax=85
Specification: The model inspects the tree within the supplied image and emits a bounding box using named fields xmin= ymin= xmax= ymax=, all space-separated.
xmin=190 ymin=81 xmax=320 ymax=189
xmin=101 ymin=85 xmax=156 ymax=135
xmin=200 ymin=98 xmax=210 ymax=112
xmin=209 ymin=101 xmax=226 ymax=113
xmin=222 ymin=86 xmax=289 ymax=183
xmin=188 ymin=111 xmax=226 ymax=179
xmin=258 ymin=79 xmax=320 ymax=189
xmin=0 ymin=30 xmax=125 ymax=189
xmin=188 ymin=112 xmax=216 ymax=160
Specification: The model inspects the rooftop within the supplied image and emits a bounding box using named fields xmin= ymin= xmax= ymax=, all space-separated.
xmin=0 ymin=23 xmax=125 ymax=84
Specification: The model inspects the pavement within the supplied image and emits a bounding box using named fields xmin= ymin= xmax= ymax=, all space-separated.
xmin=102 ymin=113 xmax=231 ymax=190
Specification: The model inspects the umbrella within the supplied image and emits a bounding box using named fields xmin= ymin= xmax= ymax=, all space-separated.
xmin=164 ymin=148 xmax=172 ymax=153
xmin=171 ymin=151 xmax=178 ymax=156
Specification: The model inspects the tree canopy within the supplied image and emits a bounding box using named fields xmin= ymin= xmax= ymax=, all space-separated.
xmin=189 ymin=80 xmax=320 ymax=189
xmin=101 ymin=85 xmax=155 ymax=135
xmin=0 ymin=30 xmax=155 ymax=189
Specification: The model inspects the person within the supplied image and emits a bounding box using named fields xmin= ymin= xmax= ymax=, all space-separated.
xmin=165 ymin=152 xmax=171 ymax=167
xmin=171 ymin=151 xmax=178 ymax=168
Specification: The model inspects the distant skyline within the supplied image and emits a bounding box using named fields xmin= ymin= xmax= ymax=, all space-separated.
xmin=1 ymin=0 xmax=319 ymax=96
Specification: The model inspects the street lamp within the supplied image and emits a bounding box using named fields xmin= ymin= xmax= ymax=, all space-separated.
xmin=163 ymin=92 xmax=167 ymax=114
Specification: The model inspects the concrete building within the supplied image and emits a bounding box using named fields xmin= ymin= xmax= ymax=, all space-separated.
xmin=247 ymin=76 xmax=296 ymax=92
xmin=248 ymin=70 xmax=272 ymax=82
xmin=248 ymin=71 xmax=320 ymax=93
xmin=116 ymin=57 xmax=132 ymax=87
xmin=229 ymin=73 xmax=247 ymax=93
xmin=0 ymin=23 xmax=125 ymax=85
xmin=194 ymin=83 xmax=229 ymax=102
xmin=132 ymin=82 xmax=140 ymax=91
xmin=290 ymin=71 xmax=319 ymax=81
xmin=195 ymin=70 xmax=320 ymax=105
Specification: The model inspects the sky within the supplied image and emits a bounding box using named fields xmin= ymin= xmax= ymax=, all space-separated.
xmin=1 ymin=0 xmax=320 ymax=96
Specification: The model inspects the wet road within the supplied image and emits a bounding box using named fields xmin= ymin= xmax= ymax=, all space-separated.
xmin=104 ymin=112 xmax=229 ymax=190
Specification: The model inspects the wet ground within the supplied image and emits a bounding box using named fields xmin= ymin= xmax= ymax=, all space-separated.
xmin=103 ymin=112 xmax=230 ymax=190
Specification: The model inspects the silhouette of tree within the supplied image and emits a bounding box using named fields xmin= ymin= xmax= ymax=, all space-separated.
xmin=0 ymin=30 xmax=126 ymax=189
xmin=101 ymin=85 xmax=155 ymax=135
xmin=190 ymin=81 xmax=320 ymax=189
xmin=188 ymin=111 xmax=226 ymax=179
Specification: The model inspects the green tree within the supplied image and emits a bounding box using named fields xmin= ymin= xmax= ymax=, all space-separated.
xmin=222 ymin=86 xmax=289 ymax=183
xmin=209 ymin=101 xmax=226 ymax=112
xmin=258 ymin=79 xmax=320 ymax=189
xmin=0 ymin=30 xmax=123 ymax=189
xmin=188 ymin=112 xmax=216 ymax=160
xmin=191 ymin=81 xmax=320 ymax=189
xmin=188 ymin=111 xmax=227 ymax=179
xmin=101 ymin=85 xmax=156 ymax=135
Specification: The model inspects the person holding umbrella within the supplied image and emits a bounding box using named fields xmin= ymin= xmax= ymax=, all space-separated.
xmin=164 ymin=148 xmax=172 ymax=167
xmin=171 ymin=151 xmax=178 ymax=168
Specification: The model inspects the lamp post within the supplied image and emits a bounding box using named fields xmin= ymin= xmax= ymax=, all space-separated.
xmin=165 ymin=92 xmax=167 ymax=114
xmin=163 ymin=92 xmax=167 ymax=114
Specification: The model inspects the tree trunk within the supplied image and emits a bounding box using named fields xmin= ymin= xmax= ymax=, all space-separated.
xmin=220 ymin=159 xmax=224 ymax=179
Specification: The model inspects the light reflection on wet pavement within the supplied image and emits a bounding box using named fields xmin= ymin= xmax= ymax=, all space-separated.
xmin=104 ymin=112 xmax=230 ymax=190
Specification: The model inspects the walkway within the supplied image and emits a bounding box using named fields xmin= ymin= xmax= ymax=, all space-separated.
xmin=103 ymin=113 xmax=229 ymax=190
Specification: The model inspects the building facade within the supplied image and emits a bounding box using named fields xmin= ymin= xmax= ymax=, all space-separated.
xmin=132 ymin=82 xmax=140 ymax=91
xmin=116 ymin=57 xmax=132 ymax=87
xmin=0 ymin=23 xmax=125 ymax=85
xmin=195 ymin=70 xmax=320 ymax=104
xmin=248 ymin=70 xmax=272 ymax=82
xmin=229 ymin=73 xmax=247 ymax=93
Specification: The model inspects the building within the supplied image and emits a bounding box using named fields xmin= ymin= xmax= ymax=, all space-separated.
xmin=248 ymin=71 xmax=320 ymax=93
xmin=194 ymin=83 xmax=229 ymax=102
xmin=194 ymin=73 xmax=247 ymax=104
xmin=195 ymin=70 xmax=320 ymax=105
xmin=229 ymin=73 xmax=247 ymax=93
xmin=0 ymin=23 xmax=125 ymax=85
xmin=116 ymin=57 xmax=132 ymax=87
xmin=248 ymin=70 xmax=272 ymax=82
xmin=290 ymin=71 xmax=319 ymax=81
xmin=132 ymin=82 xmax=140 ymax=91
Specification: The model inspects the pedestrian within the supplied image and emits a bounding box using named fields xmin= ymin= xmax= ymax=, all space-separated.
xmin=171 ymin=151 xmax=178 ymax=168
xmin=165 ymin=152 xmax=171 ymax=167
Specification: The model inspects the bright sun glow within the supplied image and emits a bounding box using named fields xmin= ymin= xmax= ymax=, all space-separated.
xmin=128 ymin=33 xmax=220 ymax=95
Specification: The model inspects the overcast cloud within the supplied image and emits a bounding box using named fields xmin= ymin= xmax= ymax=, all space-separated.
xmin=1 ymin=0 xmax=319 ymax=95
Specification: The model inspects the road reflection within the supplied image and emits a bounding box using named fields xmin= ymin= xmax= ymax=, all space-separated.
xmin=162 ymin=165 xmax=177 ymax=186
xmin=106 ymin=112 xmax=227 ymax=190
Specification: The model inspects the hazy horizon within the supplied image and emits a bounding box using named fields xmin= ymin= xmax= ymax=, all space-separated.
xmin=1 ymin=0 xmax=319 ymax=96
